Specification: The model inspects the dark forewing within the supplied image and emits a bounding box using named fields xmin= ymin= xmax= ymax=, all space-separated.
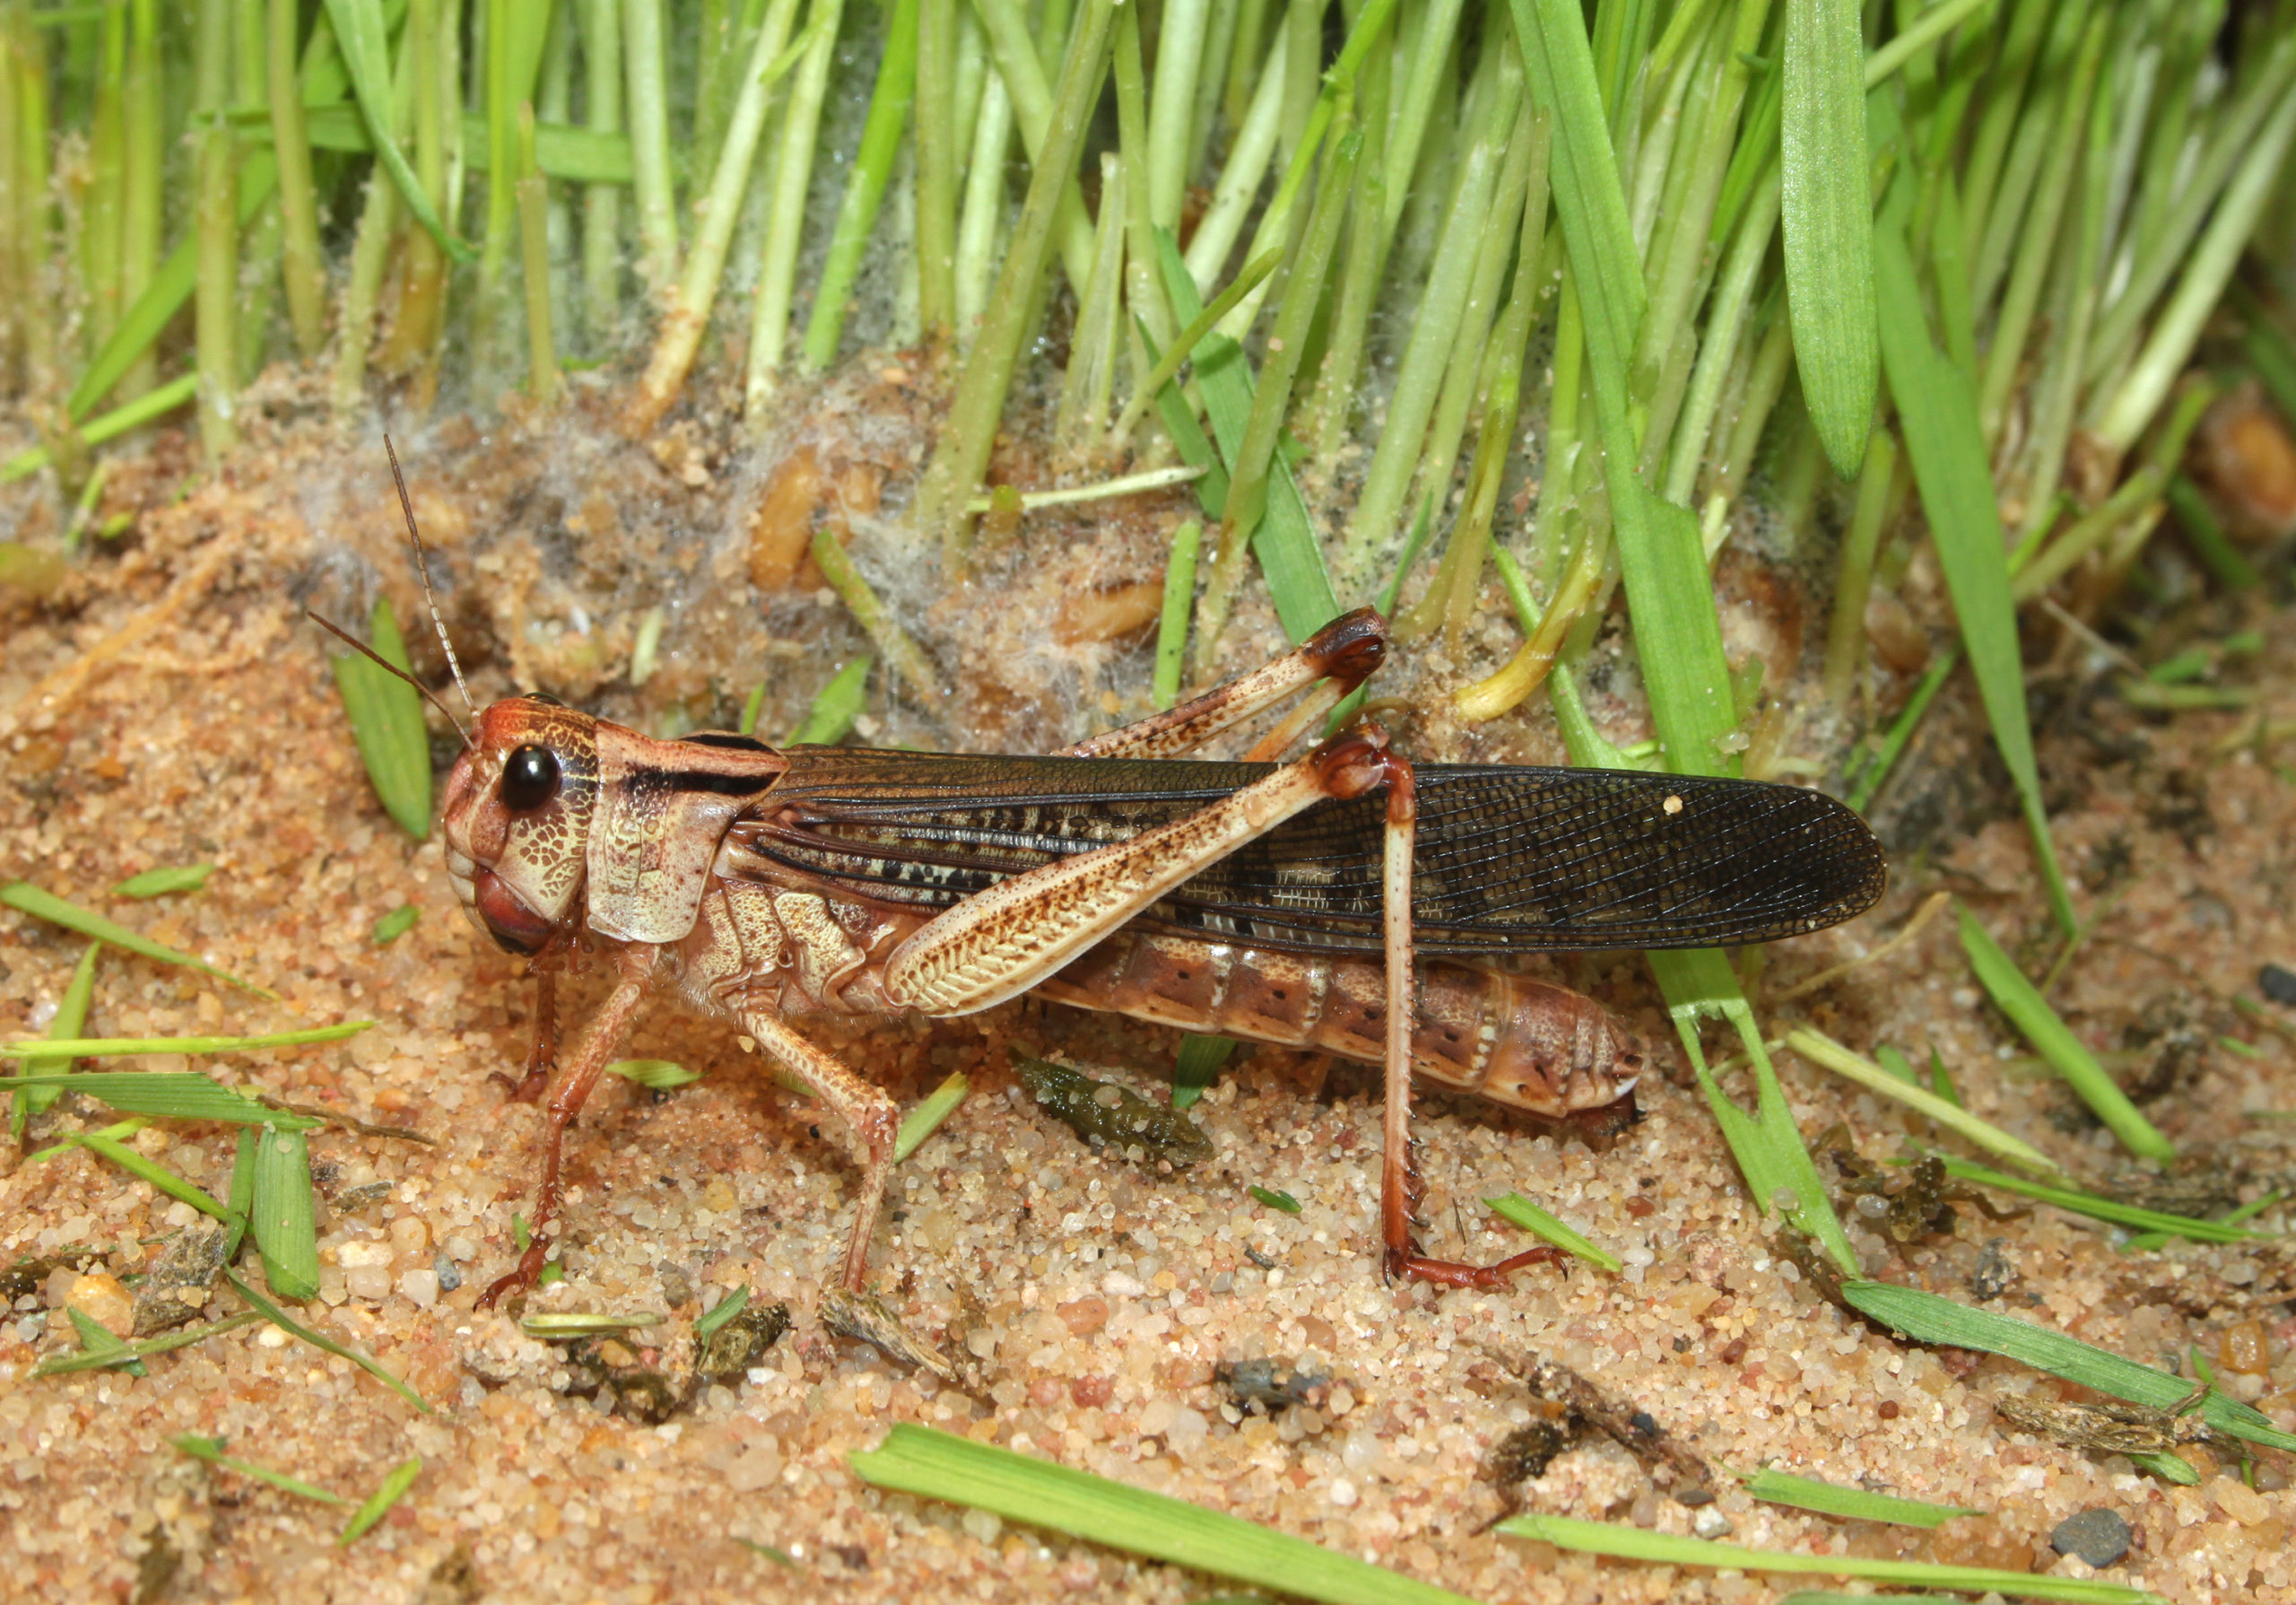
xmin=729 ymin=747 xmax=1887 ymax=955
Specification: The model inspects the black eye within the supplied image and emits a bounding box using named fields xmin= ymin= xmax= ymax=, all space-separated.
xmin=501 ymin=745 xmax=561 ymax=811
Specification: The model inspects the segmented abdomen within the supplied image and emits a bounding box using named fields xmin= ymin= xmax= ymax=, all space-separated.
xmin=1035 ymin=931 xmax=1639 ymax=1116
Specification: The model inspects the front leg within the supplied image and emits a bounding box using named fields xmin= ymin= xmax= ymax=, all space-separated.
xmin=479 ymin=948 xmax=659 ymax=1308
xmin=493 ymin=970 xmax=560 ymax=1103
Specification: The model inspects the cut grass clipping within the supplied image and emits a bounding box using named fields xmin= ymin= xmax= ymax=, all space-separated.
xmin=1735 ymin=1467 xmax=1981 ymax=1529
xmin=1483 ymin=1191 xmax=1620 ymax=1271
xmin=1500 ymin=1513 xmax=2163 ymax=1603
xmin=326 ymin=597 xmax=434 ymax=842
xmin=852 ymin=1424 xmax=1476 ymax=1605
xmin=1956 ymin=904 xmax=2174 ymax=1160
xmin=1842 ymin=1281 xmax=2296 ymax=1454
xmin=2 ymin=880 xmax=276 ymax=998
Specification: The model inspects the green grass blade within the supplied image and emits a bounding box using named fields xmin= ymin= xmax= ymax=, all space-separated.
xmin=1737 ymin=1467 xmax=1981 ymax=1528
xmin=113 ymin=865 xmax=215 ymax=898
xmin=32 ymin=1310 xmax=265 ymax=1377
xmin=1152 ymin=519 xmax=1203 ymax=710
xmin=695 ymin=1284 xmax=751 ymax=1339
xmin=519 ymin=1310 xmax=665 ymax=1338
xmin=1873 ymin=221 xmax=2072 ymax=935
xmin=1248 ymin=1185 xmax=1300 ymax=1213
xmin=783 ymin=655 xmax=874 ymax=746
xmin=172 ymin=1434 xmax=352 ymax=1505
xmin=1500 ymin=1513 xmax=2163 ymax=1603
xmin=1648 ymin=949 xmax=1859 ymax=1274
xmin=1781 ymin=1028 xmax=2066 ymax=1178
xmin=801 ymin=0 xmax=918 ymax=369
xmin=66 ymin=1309 xmax=148 ymax=1378
xmin=1170 ymin=1032 xmax=1233 ymax=1111
xmin=72 ymin=1131 xmax=238 ymax=1222
xmin=291 ymin=104 xmax=636 ymax=182
xmin=0 ymin=1071 xmax=321 ymax=1129
xmin=1483 ymin=1192 xmax=1621 ymax=1271
xmin=0 ymin=881 xmax=276 ymax=997
xmin=851 ymin=1424 xmax=1481 ymax=1604
xmin=1931 ymin=1154 xmax=2269 ymax=1243
xmin=371 ymin=904 xmax=419 ymax=944
xmin=895 ymin=1070 xmax=970 ymax=1162
xmin=328 ymin=597 xmax=435 ymax=841
xmin=1839 ymin=1281 xmax=2296 ymax=1454
xmin=2 ymin=373 xmax=201 ymax=483
xmin=66 ymin=151 xmax=277 ymax=421
xmin=223 ymin=1267 xmax=434 ymax=1414
xmin=1956 ymin=905 xmax=2172 ymax=1160
xmin=1153 ymin=236 xmax=1340 ymax=645
xmin=2 ymin=1023 xmax=372 ymax=1059
xmin=320 ymin=0 xmax=471 ymax=261
xmin=1779 ymin=0 xmax=1876 ymax=478
xmin=13 ymin=939 xmax=96 ymax=1130
xmin=251 ymin=1126 xmax=321 ymax=1302
xmin=339 ymin=1457 xmax=422 ymax=1544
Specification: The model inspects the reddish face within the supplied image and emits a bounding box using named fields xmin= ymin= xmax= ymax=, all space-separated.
xmin=441 ymin=697 xmax=602 ymax=955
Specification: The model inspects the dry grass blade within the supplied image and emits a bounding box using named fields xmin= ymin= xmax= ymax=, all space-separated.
xmin=32 ymin=1311 xmax=265 ymax=1378
xmin=223 ymin=1267 xmax=434 ymax=1415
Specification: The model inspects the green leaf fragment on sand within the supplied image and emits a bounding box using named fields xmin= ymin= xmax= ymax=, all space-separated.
xmin=171 ymin=1435 xmax=352 ymax=1505
xmin=327 ymin=597 xmax=435 ymax=842
xmin=0 ymin=1023 xmax=373 ymax=1060
xmin=1 ymin=881 xmax=277 ymax=998
xmin=371 ymin=905 xmax=419 ymax=944
xmin=1737 ymin=1466 xmax=1982 ymax=1528
xmin=605 ymin=1059 xmax=704 ymax=1089
xmin=112 ymin=865 xmax=216 ymax=898
xmin=339 ymin=1457 xmax=423 ymax=1544
xmin=695 ymin=1285 xmax=752 ymax=1340
xmin=1248 ymin=1186 xmax=1300 ymax=1214
xmin=251 ymin=1127 xmax=322 ymax=1303
xmin=1483 ymin=1192 xmax=1620 ymax=1271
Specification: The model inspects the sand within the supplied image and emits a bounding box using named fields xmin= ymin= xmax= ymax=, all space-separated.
xmin=3 ymin=379 xmax=2293 ymax=1604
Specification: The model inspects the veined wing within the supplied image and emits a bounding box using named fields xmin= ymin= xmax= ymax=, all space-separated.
xmin=724 ymin=747 xmax=1887 ymax=956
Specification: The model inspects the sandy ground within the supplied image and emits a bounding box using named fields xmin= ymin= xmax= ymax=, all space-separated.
xmin=4 ymin=378 xmax=2296 ymax=1604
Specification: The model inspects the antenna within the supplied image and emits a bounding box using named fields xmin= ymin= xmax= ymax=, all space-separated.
xmin=384 ymin=433 xmax=478 ymax=719
xmin=308 ymin=609 xmax=477 ymax=750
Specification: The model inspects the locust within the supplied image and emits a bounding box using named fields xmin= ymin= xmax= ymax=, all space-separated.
xmin=341 ymin=446 xmax=1887 ymax=1307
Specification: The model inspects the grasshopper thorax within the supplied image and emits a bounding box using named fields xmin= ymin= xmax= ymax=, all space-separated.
xmin=442 ymin=696 xmax=602 ymax=955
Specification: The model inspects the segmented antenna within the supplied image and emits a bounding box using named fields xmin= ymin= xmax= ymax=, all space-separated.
xmin=307 ymin=609 xmax=476 ymax=750
xmin=384 ymin=433 xmax=478 ymax=719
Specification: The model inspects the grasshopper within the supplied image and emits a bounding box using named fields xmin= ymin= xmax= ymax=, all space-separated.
xmin=347 ymin=448 xmax=1886 ymax=1306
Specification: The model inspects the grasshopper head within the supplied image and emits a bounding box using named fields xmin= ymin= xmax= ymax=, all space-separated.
xmin=442 ymin=695 xmax=601 ymax=955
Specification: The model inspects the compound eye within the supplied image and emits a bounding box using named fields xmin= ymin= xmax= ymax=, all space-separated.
xmin=501 ymin=744 xmax=561 ymax=812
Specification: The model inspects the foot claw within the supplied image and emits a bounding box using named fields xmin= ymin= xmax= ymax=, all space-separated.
xmin=476 ymin=1239 xmax=552 ymax=1310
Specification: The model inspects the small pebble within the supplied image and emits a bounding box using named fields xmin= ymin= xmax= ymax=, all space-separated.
xmin=66 ymin=1272 xmax=135 ymax=1339
xmin=2051 ymin=1507 xmax=2132 ymax=1568
xmin=2258 ymin=964 xmax=2296 ymax=1007
xmin=1692 ymin=1506 xmax=1733 ymax=1540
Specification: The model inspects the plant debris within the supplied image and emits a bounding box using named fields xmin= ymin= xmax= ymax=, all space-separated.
xmin=131 ymin=1226 xmax=230 ymax=1337
xmin=819 ymin=1287 xmax=957 ymax=1385
xmin=1010 ymin=1050 xmax=1213 ymax=1168
xmin=1493 ymin=1356 xmax=1716 ymax=1505
xmin=1214 ymin=1356 xmax=1332 ymax=1415
xmin=1989 ymin=1386 xmax=2218 ymax=1458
